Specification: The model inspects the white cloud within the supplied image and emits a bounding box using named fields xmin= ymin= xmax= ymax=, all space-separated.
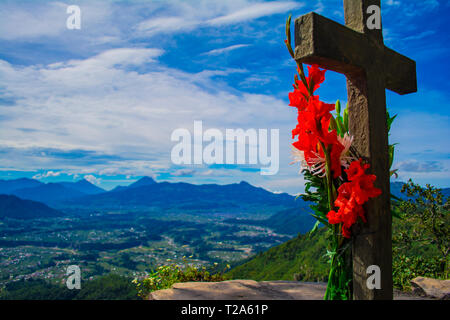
xmin=403 ymin=30 xmax=436 ymax=41
xmin=33 ymin=170 xmax=61 ymax=179
xmin=396 ymin=160 xmax=445 ymax=173
xmin=84 ymin=174 xmax=101 ymax=185
xmin=0 ymin=2 xmax=66 ymax=40
xmin=136 ymin=17 xmax=198 ymax=36
xmin=206 ymin=1 xmax=302 ymax=26
xmin=239 ymin=74 xmax=279 ymax=88
xmin=172 ymin=169 xmax=196 ymax=176
xmin=385 ymin=0 xmax=400 ymax=6
xmin=314 ymin=0 xmax=325 ymax=14
xmin=203 ymin=44 xmax=250 ymax=56
xmin=0 ymin=47 xmax=292 ymax=177
xmin=391 ymin=111 xmax=450 ymax=156
xmin=133 ymin=1 xmax=303 ymax=38
xmin=0 ymin=1 xmax=115 ymax=40
xmin=256 ymin=176 xmax=306 ymax=195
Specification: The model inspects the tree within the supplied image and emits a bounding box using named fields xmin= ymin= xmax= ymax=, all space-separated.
xmin=393 ymin=180 xmax=449 ymax=282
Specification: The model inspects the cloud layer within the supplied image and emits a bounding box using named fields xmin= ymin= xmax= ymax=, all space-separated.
xmin=0 ymin=0 xmax=448 ymax=193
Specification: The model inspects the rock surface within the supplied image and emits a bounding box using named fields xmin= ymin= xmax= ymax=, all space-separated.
xmin=411 ymin=277 xmax=450 ymax=300
xmin=149 ymin=280 xmax=430 ymax=300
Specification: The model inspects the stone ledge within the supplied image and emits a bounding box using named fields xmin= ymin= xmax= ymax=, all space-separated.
xmin=149 ymin=280 xmax=431 ymax=300
xmin=411 ymin=277 xmax=450 ymax=300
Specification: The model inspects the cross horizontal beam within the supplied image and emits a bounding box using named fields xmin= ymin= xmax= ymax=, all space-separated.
xmin=294 ymin=12 xmax=416 ymax=95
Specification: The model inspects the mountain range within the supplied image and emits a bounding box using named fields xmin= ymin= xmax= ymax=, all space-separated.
xmin=0 ymin=178 xmax=105 ymax=205
xmin=64 ymin=179 xmax=297 ymax=212
xmin=0 ymin=194 xmax=63 ymax=219
xmin=0 ymin=177 xmax=300 ymax=213
xmin=0 ymin=177 xmax=448 ymax=214
xmin=390 ymin=181 xmax=450 ymax=199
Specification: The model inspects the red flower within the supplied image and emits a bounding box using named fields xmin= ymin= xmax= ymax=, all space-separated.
xmin=288 ymin=65 xmax=327 ymax=112
xmin=293 ymin=129 xmax=318 ymax=164
xmin=307 ymin=96 xmax=334 ymax=126
xmin=326 ymin=159 xmax=382 ymax=238
xmin=345 ymin=159 xmax=382 ymax=204
xmin=329 ymin=138 xmax=345 ymax=178
xmin=306 ymin=64 xmax=326 ymax=93
xmin=288 ymin=64 xmax=382 ymax=239
xmin=352 ymin=174 xmax=382 ymax=205
xmin=288 ymin=89 xmax=308 ymax=111
xmin=290 ymin=74 xmax=345 ymax=178
xmin=346 ymin=159 xmax=370 ymax=181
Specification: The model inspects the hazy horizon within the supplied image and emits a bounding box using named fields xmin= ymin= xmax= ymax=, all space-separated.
xmin=1 ymin=0 xmax=449 ymax=195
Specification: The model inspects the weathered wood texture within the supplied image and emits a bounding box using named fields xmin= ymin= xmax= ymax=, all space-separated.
xmin=293 ymin=0 xmax=417 ymax=300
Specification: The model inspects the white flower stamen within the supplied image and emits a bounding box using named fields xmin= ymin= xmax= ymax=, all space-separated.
xmin=290 ymin=133 xmax=356 ymax=177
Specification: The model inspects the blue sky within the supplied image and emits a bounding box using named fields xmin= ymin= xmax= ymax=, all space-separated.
xmin=0 ymin=0 xmax=448 ymax=194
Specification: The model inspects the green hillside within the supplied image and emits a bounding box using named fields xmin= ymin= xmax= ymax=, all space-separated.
xmin=0 ymin=194 xmax=63 ymax=219
xmin=228 ymin=181 xmax=449 ymax=290
xmin=224 ymin=206 xmax=316 ymax=236
xmin=228 ymin=228 xmax=329 ymax=282
xmin=0 ymin=274 xmax=138 ymax=300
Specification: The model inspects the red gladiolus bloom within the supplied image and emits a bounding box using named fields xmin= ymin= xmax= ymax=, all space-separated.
xmin=288 ymin=64 xmax=382 ymax=240
xmin=288 ymin=88 xmax=308 ymax=111
xmin=329 ymin=138 xmax=345 ymax=178
xmin=306 ymin=64 xmax=326 ymax=93
xmin=290 ymin=65 xmax=345 ymax=179
xmin=288 ymin=65 xmax=326 ymax=112
xmin=345 ymin=159 xmax=382 ymax=205
xmin=326 ymin=159 xmax=382 ymax=238
xmin=346 ymin=158 xmax=370 ymax=181
xmin=293 ymin=130 xmax=318 ymax=164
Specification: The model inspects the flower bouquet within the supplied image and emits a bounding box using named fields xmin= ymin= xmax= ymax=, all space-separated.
xmin=284 ymin=16 xmax=387 ymax=300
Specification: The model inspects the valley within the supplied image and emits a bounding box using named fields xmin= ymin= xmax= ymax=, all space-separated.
xmin=1 ymin=177 xmax=437 ymax=291
xmin=0 ymin=208 xmax=299 ymax=287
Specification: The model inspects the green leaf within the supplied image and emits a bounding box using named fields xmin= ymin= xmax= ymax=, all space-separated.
xmin=388 ymin=144 xmax=395 ymax=169
xmin=335 ymin=100 xmax=341 ymax=115
xmin=386 ymin=111 xmax=397 ymax=133
xmin=329 ymin=115 xmax=338 ymax=132
xmin=391 ymin=206 xmax=403 ymax=219
xmin=390 ymin=193 xmax=402 ymax=202
xmin=343 ymin=105 xmax=349 ymax=133
xmin=310 ymin=213 xmax=331 ymax=228
xmin=336 ymin=116 xmax=345 ymax=136
xmin=286 ymin=15 xmax=291 ymax=44
xmin=285 ymin=14 xmax=295 ymax=59
xmin=390 ymin=169 xmax=399 ymax=178
xmin=309 ymin=220 xmax=321 ymax=236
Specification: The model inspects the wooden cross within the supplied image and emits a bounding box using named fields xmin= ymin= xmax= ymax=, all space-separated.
xmin=293 ymin=0 xmax=417 ymax=299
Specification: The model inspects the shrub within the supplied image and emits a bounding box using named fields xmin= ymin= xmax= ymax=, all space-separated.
xmin=392 ymin=180 xmax=449 ymax=290
xmin=134 ymin=258 xmax=230 ymax=299
xmin=393 ymin=254 xmax=447 ymax=291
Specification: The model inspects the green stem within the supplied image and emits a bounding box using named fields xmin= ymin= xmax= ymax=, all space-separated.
xmin=324 ymin=255 xmax=335 ymax=300
xmin=319 ymin=141 xmax=334 ymax=212
xmin=319 ymin=141 xmax=352 ymax=300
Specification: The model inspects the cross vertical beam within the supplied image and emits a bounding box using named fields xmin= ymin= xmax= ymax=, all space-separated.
xmin=293 ymin=0 xmax=417 ymax=299
xmin=344 ymin=0 xmax=392 ymax=300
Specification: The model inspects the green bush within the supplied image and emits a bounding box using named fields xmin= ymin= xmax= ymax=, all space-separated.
xmin=392 ymin=180 xmax=449 ymax=290
xmin=0 ymin=274 xmax=138 ymax=300
xmin=134 ymin=259 xmax=229 ymax=298
xmin=393 ymin=255 xmax=447 ymax=291
xmin=227 ymin=228 xmax=329 ymax=282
